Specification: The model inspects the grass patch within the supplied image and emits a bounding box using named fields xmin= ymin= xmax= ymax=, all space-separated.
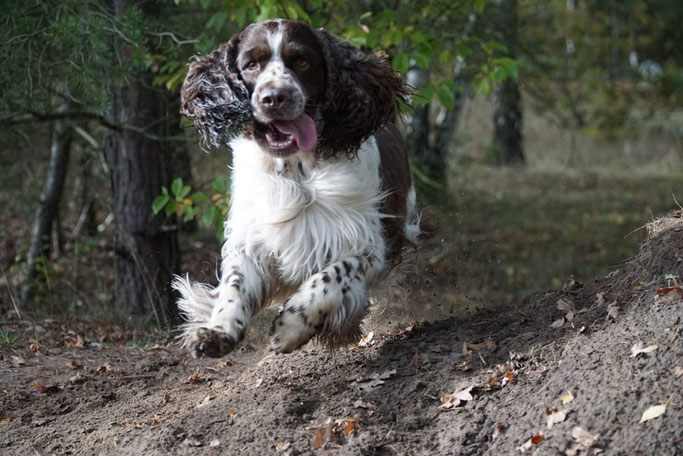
xmin=0 ymin=327 xmax=18 ymax=347
xmin=442 ymin=164 xmax=682 ymax=303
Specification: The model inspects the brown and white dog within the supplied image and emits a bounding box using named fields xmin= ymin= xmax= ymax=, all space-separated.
xmin=175 ymin=19 xmax=420 ymax=357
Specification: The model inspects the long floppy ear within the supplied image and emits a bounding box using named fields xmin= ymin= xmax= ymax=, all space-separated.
xmin=314 ymin=28 xmax=408 ymax=157
xmin=180 ymin=35 xmax=250 ymax=147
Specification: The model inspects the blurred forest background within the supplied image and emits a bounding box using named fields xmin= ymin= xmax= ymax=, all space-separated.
xmin=0 ymin=0 xmax=681 ymax=330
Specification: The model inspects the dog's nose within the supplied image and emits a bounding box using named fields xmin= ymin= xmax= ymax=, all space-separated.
xmin=259 ymin=89 xmax=290 ymax=109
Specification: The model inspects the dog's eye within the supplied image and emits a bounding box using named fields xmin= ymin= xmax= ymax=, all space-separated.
xmin=294 ymin=58 xmax=309 ymax=70
xmin=245 ymin=61 xmax=259 ymax=71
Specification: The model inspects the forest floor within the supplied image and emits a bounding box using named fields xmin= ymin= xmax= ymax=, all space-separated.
xmin=1 ymin=211 xmax=682 ymax=455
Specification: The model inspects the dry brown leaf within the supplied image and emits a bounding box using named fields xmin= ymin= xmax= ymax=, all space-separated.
xmin=463 ymin=339 xmax=493 ymax=352
xmin=631 ymin=341 xmax=658 ymax=358
xmin=10 ymin=355 xmax=26 ymax=367
xmin=185 ymin=372 xmax=201 ymax=384
xmin=518 ymin=434 xmax=543 ymax=453
xmin=639 ymin=404 xmax=666 ymax=423
xmin=32 ymin=380 xmax=46 ymax=393
xmin=491 ymin=423 xmax=505 ymax=441
xmin=357 ymin=331 xmax=375 ymax=347
xmin=228 ymin=409 xmax=239 ymax=416
xmin=440 ymin=386 xmax=474 ymax=410
xmin=546 ymin=409 xmax=569 ymax=429
xmin=66 ymin=360 xmax=81 ymax=370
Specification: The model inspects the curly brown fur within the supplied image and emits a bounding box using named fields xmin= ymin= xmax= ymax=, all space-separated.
xmin=314 ymin=28 xmax=409 ymax=158
xmin=180 ymin=38 xmax=251 ymax=147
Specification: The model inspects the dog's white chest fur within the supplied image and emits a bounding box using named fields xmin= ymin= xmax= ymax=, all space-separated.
xmin=224 ymin=136 xmax=386 ymax=285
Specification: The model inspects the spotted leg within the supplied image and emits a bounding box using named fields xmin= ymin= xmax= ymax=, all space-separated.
xmin=269 ymin=255 xmax=383 ymax=353
xmin=176 ymin=249 xmax=268 ymax=358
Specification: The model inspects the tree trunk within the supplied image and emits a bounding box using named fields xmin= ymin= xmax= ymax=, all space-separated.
xmin=435 ymin=58 xmax=471 ymax=160
xmin=107 ymin=0 xmax=179 ymax=328
xmin=491 ymin=0 xmax=525 ymax=165
xmin=21 ymin=103 xmax=72 ymax=307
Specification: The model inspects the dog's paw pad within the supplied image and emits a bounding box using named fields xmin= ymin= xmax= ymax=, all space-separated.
xmin=269 ymin=308 xmax=316 ymax=354
xmin=188 ymin=327 xmax=238 ymax=358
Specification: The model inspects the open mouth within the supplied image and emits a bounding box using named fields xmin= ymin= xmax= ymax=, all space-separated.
xmin=264 ymin=114 xmax=317 ymax=153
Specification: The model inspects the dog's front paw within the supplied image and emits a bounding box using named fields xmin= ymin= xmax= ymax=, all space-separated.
xmin=187 ymin=327 xmax=239 ymax=358
xmin=269 ymin=305 xmax=318 ymax=354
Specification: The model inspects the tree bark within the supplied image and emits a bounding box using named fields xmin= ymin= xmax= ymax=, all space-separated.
xmin=106 ymin=0 xmax=179 ymax=328
xmin=21 ymin=103 xmax=72 ymax=306
xmin=491 ymin=0 xmax=525 ymax=165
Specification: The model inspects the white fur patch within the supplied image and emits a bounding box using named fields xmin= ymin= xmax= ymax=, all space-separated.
xmin=226 ymin=136 xmax=386 ymax=285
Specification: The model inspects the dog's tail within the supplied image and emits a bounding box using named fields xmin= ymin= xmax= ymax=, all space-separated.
xmin=172 ymin=275 xmax=217 ymax=345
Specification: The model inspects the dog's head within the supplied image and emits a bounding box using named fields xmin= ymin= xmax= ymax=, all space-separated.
xmin=181 ymin=19 xmax=407 ymax=157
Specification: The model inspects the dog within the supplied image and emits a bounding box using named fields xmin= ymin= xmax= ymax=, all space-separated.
xmin=175 ymin=19 xmax=420 ymax=357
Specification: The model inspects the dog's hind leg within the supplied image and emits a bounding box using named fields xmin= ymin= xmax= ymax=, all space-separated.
xmin=269 ymin=254 xmax=383 ymax=353
xmin=175 ymin=249 xmax=269 ymax=358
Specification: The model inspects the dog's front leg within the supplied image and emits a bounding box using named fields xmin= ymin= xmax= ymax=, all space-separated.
xmin=269 ymin=254 xmax=383 ymax=353
xmin=181 ymin=249 xmax=268 ymax=358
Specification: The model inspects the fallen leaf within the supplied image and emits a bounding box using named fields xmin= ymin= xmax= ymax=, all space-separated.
xmin=463 ymin=339 xmax=493 ymax=352
xmin=66 ymin=361 xmax=81 ymax=370
xmin=675 ymin=366 xmax=683 ymax=378
xmin=551 ymin=318 xmax=565 ymax=328
xmin=546 ymin=409 xmax=569 ymax=429
xmin=631 ymin=341 xmax=658 ymax=358
xmin=182 ymin=438 xmax=202 ymax=447
xmin=557 ymin=299 xmax=573 ymax=312
xmin=93 ymin=363 xmax=110 ymax=373
xmin=595 ymin=292 xmax=605 ymax=305
xmin=440 ymin=386 xmax=474 ymax=410
xmin=560 ymin=390 xmax=574 ymax=404
xmin=501 ymin=370 xmax=516 ymax=386
xmin=518 ymin=434 xmax=543 ymax=453
xmin=196 ymin=395 xmax=217 ymax=408
xmin=491 ymin=423 xmax=504 ymax=441
xmin=253 ymin=378 xmax=263 ymax=388
xmin=275 ymin=441 xmax=292 ymax=453
xmin=275 ymin=441 xmax=291 ymax=452
xmin=357 ymin=331 xmax=374 ymax=347
xmin=185 ymin=373 xmax=201 ymax=384
xmin=607 ymin=301 xmax=619 ymax=320
xmin=571 ymin=426 xmax=598 ymax=446
xmin=353 ymin=400 xmax=373 ymax=409
xmin=32 ymin=381 xmax=46 ymax=394
xmin=228 ymin=409 xmax=238 ymax=416
xmin=351 ymin=369 xmax=396 ymax=392
xmin=639 ymin=404 xmax=666 ymax=423
xmin=10 ymin=355 xmax=26 ymax=367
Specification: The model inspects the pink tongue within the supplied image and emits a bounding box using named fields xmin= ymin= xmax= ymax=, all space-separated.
xmin=272 ymin=114 xmax=317 ymax=151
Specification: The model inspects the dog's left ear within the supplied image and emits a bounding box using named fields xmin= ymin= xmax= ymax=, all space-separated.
xmin=314 ymin=28 xmax=408 ymax=156
xmin=180 ymin=34 xmax=250 ymax=147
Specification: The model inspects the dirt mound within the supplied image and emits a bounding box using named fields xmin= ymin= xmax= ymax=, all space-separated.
xmin=1 ymin=214 xmax=681 ymax=455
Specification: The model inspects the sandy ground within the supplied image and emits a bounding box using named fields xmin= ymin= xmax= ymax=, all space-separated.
xmin=1 ymin=214 xmax=682 ymax=455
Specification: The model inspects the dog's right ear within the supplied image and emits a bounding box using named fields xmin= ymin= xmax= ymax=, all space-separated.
xmin=180 ymin=34 xmax=251 ymax=147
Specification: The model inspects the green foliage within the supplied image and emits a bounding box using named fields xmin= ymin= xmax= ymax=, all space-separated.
xmin=153 ymin=176 xmax=230 ymax=241
xmin=0 ymin=328 xmax=18 ymax=347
